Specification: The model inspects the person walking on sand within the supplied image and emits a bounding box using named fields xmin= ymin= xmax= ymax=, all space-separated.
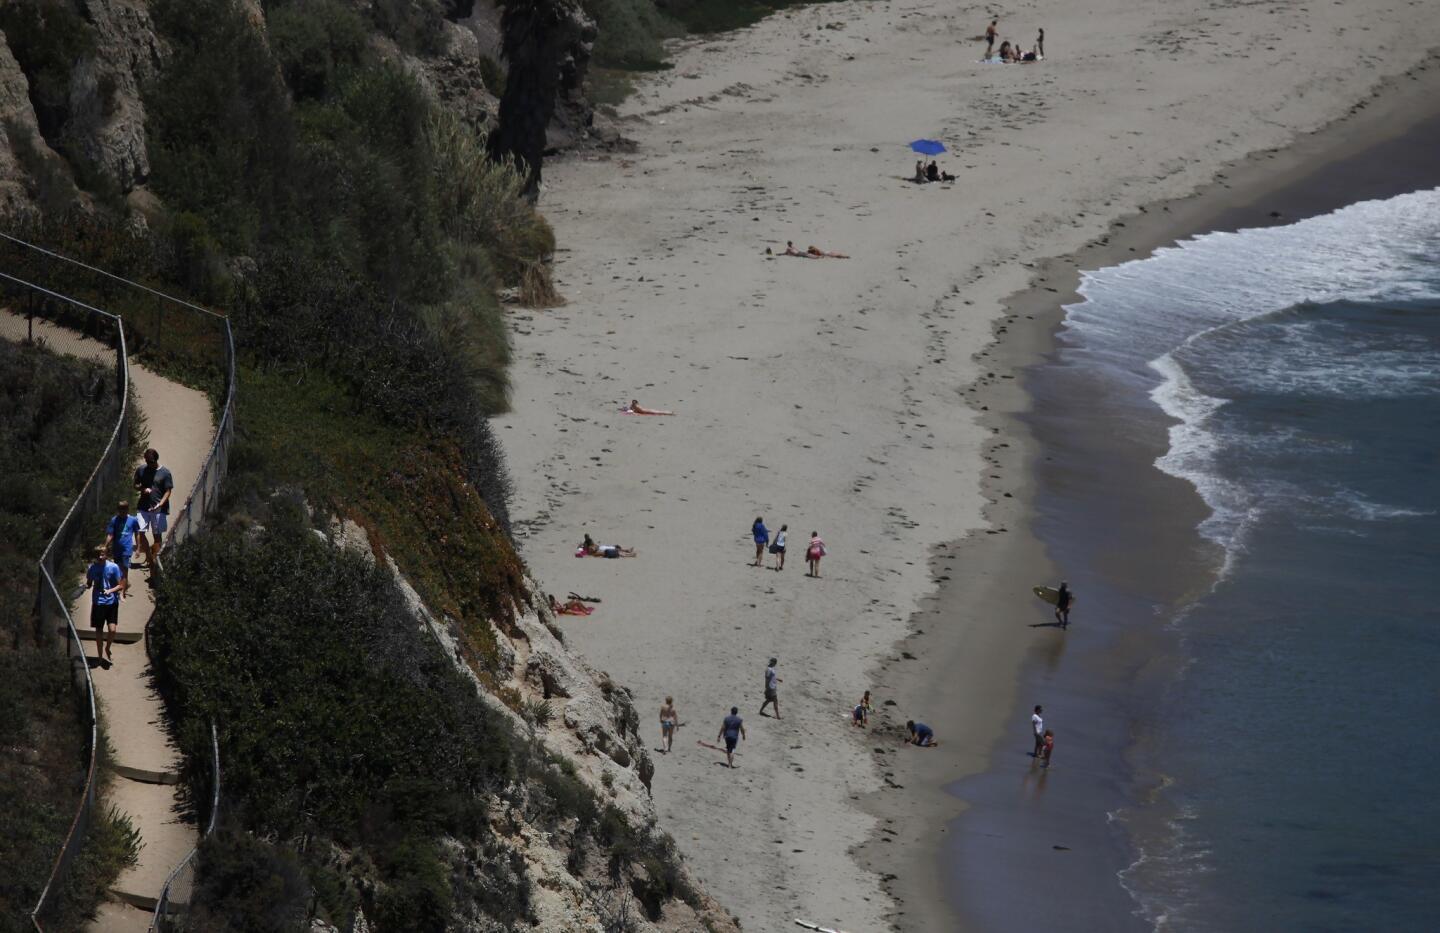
xmin=86 ymin=547 xmax=123 ymax=665
xmin=103 ymin=500 xmax=142 ymax=597
xmin=1036 ymin=28 xmax=1045 ymax=58
xmin=759 ymin=657 xmax=782 ymax=719
xmin=1041 ymin=729 xmax=1055 ymax=767
xmin=132 ymin=448 xmax=174 ymax=567
xmin=806 ymin=531 xmax=827 ymax=578
xmin=752 ymin=516 xmax=770 ymax=567
xmin=660 ymin=696 xmax=679 ymax=753
xmin=769 ymin=524 xmax=788 ymax=570
xmin=1055 ymin=581 xmax=1074 ymax=628
xmin=1032 ymin=705 xmax=1046 ymax=758
xmin=985 ymin=19 xmax=998 ymax=57
xmin=718 ymin=706 xmax=746 ymax=767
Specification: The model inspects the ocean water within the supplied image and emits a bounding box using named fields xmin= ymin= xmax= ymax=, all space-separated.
xmin=1059 ymin=189 xmax=1440 ymax=931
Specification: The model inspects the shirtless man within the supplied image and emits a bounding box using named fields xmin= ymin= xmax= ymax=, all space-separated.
xmin=985 ymin=20 xmax=998 ymax=57
xmin=660 ymin=696 xmax=679 ymax=753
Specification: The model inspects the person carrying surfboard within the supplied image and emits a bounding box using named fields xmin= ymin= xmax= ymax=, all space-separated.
xmin=1055 ymin=581 xmax=1073 ymax=628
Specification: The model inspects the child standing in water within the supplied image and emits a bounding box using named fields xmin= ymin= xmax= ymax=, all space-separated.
xmin=1042 ymin=729 xmax=1055 ymax=767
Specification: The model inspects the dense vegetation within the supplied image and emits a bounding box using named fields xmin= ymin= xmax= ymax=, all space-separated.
xmin=0 ymin=337 xmax=138 ymax=930
xmin=150 ymin=515 xmax=693 ymax=930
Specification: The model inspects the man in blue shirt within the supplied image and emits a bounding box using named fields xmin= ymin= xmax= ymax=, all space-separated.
xmin=86 ymin=547 xmax=123 ymax=664
xmin=907 ymin=720 xmax=937 ymax=747
xmin=717 ymin=706 xmax=746 ymax=768
xmin=103 ymin=500 xmax=142 ymax=598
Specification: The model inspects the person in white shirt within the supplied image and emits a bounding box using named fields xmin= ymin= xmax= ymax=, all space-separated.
xmin=759 ymin=658 xmax=782 ymax=719
xmin=1032 ymin=705 xmax=1046 ymax=758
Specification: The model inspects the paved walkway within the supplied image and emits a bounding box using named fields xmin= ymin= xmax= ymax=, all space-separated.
xmin=1 ymin=312 xmax=216 ymax=931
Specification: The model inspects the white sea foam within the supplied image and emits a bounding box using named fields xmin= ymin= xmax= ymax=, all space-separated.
xmin=1062 ymin=188 xmax=1440 ymax=565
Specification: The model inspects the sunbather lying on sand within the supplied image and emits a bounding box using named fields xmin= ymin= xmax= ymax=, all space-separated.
xmin=621 ymin=399 xmax=674 ymax=415
xmin=579 ymin=534 xmax=637 ymax=558
xmin=548 ymin=593 xmax=594 ymax=615
xmin=807 ymin=245 xmax=849 ymax=259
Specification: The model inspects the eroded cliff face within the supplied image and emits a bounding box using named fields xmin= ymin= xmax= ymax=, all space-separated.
xmin=329 ymin=517 xmax=740 ymax=933
xmin=0 ymin=0 xmax=605 ymax=220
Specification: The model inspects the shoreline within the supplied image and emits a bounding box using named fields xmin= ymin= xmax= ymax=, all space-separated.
xmin=871 ymin=52 xmax=1440 ymax=933
xmin=500 ymin=3 xmax=1440 ymax=929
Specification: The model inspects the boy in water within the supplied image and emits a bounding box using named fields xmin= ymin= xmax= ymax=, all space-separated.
xmin=1042 ymin=729 xmax=1055 ymax=767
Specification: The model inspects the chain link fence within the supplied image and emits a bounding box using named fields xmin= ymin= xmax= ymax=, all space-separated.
xmin=2 ymin=235 xmax=237 ymax=929
xmin=0 ymin=270 xmax=130 ymax=932
xmin=150 ymin=721 xmax=220 ymax=932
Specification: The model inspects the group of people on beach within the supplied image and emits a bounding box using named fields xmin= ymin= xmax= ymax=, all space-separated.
xmin=85 ymin=448 xmax=174 ymax=666
xmin=751 ymin=516 xmax=826 ymax=577
xmin=984 ymin=19 xmax=1044 ymax=63
xmin=911 ymin=160 xmax=956 ymax=184
xmin=655 ymin=659 xmax=932 ymax=768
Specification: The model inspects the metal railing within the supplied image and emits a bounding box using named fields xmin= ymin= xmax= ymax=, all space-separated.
xmin=3 ymin=234 xmax=238 ymax=928
xmin=0 ymin=273 xmax=130 ymax=931
xmin=150 ymin=721 xmax=220 ymax=931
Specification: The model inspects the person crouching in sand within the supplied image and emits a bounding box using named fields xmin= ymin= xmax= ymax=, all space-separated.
xmin=907 ymin=720 xmax=938 ymax=747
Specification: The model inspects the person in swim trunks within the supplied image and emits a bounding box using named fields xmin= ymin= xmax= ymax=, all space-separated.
xmin=718 ymin=706 xmax=746 ymax=767
xmin=1055 ymin=581 xmax=1073 ymax=628
xmin=660 ymin=696 xmax=679 ymax=753
xmin=759 ymin=658 xmax=782 ymax=719
xmin=86 ymin=547 xmax=123 ymax=665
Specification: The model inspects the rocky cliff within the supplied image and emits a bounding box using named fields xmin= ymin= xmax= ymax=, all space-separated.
xmin=0 ymin=0 xmax=606 ymax=220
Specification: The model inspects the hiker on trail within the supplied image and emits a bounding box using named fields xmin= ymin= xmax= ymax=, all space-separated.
xmin=907 ymin=720 xmax=938 ymax=747
xmin=1032 ymin=705 xmax=1046 ymax=758
xmin=660 ymin=696 xmax=679 ymax=753
xmin=759 ymin=657 xmax=782 ymax=719
xmin=133 ymin=448 xmax=174 ymax=566
xmin=853 ymin=690 xmax=873 ymax=727
xmin=769 ymin=524 xmax=788 ymax=571
xmin=985 ymin=20 xmax=998 ymax=57
xmin=806 ymin=531 xmax=827 ymax=578
xmin=1055 ymin=581 xmax=1073 ymax=628
xmin=718 ymin=706 xmax=746 ymax=767
xmin=1041 ymin=729 xmax=1055 ymax=767
xmin=752 ymin=516 xmax=770 ymax=567
xmin=86 ymin=547 xmax=122 ymax=665
xmin=103 ymin=500 xmax=142 ymax=597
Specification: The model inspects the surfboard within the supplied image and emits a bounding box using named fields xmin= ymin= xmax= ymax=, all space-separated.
xmin=1033 ymin=586 xmax=1075 ymax=607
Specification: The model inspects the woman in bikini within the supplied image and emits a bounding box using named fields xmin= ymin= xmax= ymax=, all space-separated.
xmin=548 ymin=593 xmax=593 ymax=616
xmin=660 ymin=696 xmax=679 ymax=753
xmin=581 ymin=534 xmax=636 ymax=558
xmin=622 ymin=399 xmax=674 ymax=415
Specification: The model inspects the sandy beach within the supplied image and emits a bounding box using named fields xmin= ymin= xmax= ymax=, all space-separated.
xmin=498 ymin=2 xmax=1440 ymax=929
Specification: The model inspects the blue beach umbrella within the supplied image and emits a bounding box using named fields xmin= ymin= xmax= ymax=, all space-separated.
xmin=909 ymin=139 xmax=946 ymax=156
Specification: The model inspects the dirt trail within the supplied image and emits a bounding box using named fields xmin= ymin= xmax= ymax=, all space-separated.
xmin=1 ymin=312 xmax=216 ymax=929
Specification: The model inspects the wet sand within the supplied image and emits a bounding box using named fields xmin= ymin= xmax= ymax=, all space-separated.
xmin=883 ymin=56 xmax=1440 ymax=932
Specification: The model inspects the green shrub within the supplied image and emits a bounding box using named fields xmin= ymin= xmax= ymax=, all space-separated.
xmin=267 ymin=0 xmax=369 ymax=101
xmin=185 ymin=830 xmax=311 ymax=933
xmin=0 ymin=0 xmax=97 ymax=140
